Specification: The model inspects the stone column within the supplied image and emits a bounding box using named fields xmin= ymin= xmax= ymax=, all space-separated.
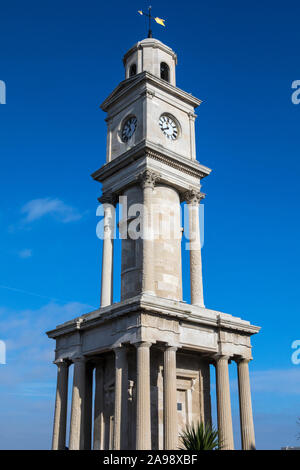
xmin=188 ymin=112 xmax=196 ymax=160
xmin=52 ymin=359 xmax=69 ymax=450
xmin=184 ymin=189 xmax=205 ymax=307
xmin=163 ymin=346 xmax=178 ymax=450
xmin=215 ymin=355 xmax=234 ymax=450
xmin=99 ymin=192 xmax=116 ymax=307
xmin=236 ymin=358 xmax=256 ymax=450
xmin=93 ymin=359 xmax=105 ymax=450
xmin=135 ymin=341 xmax=152 ymax=450
xmin=83 ymin=362 xmax=94 ymax=450
xmin=113 ymin=346 xmax=128 ymax=450
xmin=139 ymin=170 xmax=160 ymax=295
xmin=69 ymin=357 xmax=86 ymax=450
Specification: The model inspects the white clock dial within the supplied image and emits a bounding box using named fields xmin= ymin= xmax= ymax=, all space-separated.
xmin=159 ymin=115 xmax=178 ymax=140
xmin=122 ymin=116 xmax=137 ymax=142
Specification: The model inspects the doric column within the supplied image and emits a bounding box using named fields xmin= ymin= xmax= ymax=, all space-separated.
xmin=139 ymin=170 xmax=160 ymax=295
xmin=135 ymin=341 xmax=152 ymax=450
xmin=215 ymin=355 xmax=234 ymax=450
xmin=113 ymin=346 xmax=128 ymax=450
xmin=99 ymin=192 xmax=117 ymax=307
xmin=69 ymin=357 xmax=86 ymax=450
xmin=163 ymin=346 xmax=178 ymax=450
xmin=83 ymin=362 xmax=94 ymax=450
xmin=52 ymin=359 xmax=69 ymax=450
xmin=184 ymin=189 xmax=205 ymax=307
xmin=236 ymin=358 xmax=256 ymax=450
xmin=93 ymin=359 xmax=105 ymax=450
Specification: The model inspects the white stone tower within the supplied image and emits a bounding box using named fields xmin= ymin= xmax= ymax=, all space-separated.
xmin=47 ymin=37 xmax=260 ymax=451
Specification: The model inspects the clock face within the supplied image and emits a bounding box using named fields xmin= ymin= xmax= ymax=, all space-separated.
xmin=122 ymin=116 xmax=137 ymax=142
xmin=159 ymin=115 xmax=178 ymax=140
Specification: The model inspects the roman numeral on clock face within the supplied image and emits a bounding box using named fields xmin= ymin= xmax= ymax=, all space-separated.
xmin=159 ymin=114 xmax=179 ymax=140
xmin=122 ymin=116 xmax=137 ymax=142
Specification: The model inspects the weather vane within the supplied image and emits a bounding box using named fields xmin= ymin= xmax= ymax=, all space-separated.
xmin=138 ymin=6 xmax=166 ymax=38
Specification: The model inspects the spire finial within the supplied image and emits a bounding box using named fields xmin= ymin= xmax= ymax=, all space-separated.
xmin=138 ymin=6 xmax=166 ymax=38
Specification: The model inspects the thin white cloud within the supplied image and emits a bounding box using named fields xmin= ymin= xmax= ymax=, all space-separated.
xmin=0 ymin=301 xmax=92 ymax=389
xmin=21 ymin=197 xmax=82 ymax=224
xmin=250 ymin=368 xmax=300 ymax=395
xmin=230 ymin=368 xmax=300 ymax=395
xmin=18 ymin=249 xmax=32 ymax=259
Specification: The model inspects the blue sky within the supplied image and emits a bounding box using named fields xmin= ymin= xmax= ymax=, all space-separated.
xmin=0 ymin=0 xmax=300 ymax=449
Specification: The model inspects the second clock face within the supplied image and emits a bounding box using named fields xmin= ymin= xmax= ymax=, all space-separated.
xmin=159 ymin=115 xmax=178 ymax=140
xmin=122 ymin=116 xmax=137 ymax=142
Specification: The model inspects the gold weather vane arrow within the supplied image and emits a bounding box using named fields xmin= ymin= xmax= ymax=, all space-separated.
xmin=138 ymin=6 xmax=166 ymax=38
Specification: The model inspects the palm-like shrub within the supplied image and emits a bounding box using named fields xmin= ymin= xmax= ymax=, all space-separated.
xmin=179 ymin=421 xmax=220 ymax=450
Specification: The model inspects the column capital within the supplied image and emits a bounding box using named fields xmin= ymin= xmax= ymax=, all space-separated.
xmin=213 ymin=354 xmax=231 ymax=364
xmin=164 ymin=345 xmax=178 ymax=353
xmin=235 ymin=356 xmax=252 ymax=365
xmin=98 ymin=191 xmax=118 ymax=206
xmin=140 ymin=89 xmax=155 ymax=100
xmin=188 ymin=111 xmax=197 ymax=121
xmin=113 ymin=344 xmax=128 ymax=357
xmin=89 ymin=355 xmax=104 ymax=365
xmin=138 ymin=169 xmax=160 ymax=190
xmin=134 ymin=341 xmax=152 ymax=349
xmin=53 ymin=358 xmax=70 ymax=367
xmin=182 ymin=188 xmax=205 ymax=205
xmin=72 ymin=355 xmax=86 ymax=364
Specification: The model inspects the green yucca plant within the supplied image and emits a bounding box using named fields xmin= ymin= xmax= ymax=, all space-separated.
xmin=179 ymin=421 xmax=220 ymax=450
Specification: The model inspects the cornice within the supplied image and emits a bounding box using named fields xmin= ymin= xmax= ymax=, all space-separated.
xmin=91 ymin=141 xmax=212 ymax=186
xmin=46 ymin=295 xmax=261 ymax=339
xmin=100 ymin=71 xmax=201 ymax=112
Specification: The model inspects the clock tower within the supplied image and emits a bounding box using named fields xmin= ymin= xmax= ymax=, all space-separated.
xmin=47 ymin=37 xmax=260 ymax=451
